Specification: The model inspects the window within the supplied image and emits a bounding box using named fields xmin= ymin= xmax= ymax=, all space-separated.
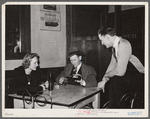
xmin=5 ymin=5 xmax=31 ymax=60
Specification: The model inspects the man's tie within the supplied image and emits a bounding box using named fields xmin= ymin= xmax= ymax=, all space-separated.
xmin=112 ymin=47 xmax=118 ymax=62
xmin=73 ymin=67 xmax=77 ymax=74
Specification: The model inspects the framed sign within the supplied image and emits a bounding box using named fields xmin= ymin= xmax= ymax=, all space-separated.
xmin=40 ymin=5 xmax=61 ymax=31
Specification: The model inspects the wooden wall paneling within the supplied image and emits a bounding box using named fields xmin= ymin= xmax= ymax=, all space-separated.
xmin=24 ymin=5 xmax=31 ymax=53
xmin=107 ymin=13 xmax=115 ymax=27
xmin=98 ymin=13 xmax=103 ymax=82
xmin=20 ymin=5 xmax=31 ymax=54
xmin=99 ymin=6 xmax=112 ymax=108
xmin=102 ymin=5 xmax=108 ymax=27
xmin=85 ymin=39 xmax=99 ymax=81
xmin=99 ymin=6 xmax=112 ymax=80
xmin=115 ymin=5 xmax=121 ymax=35
xmin=72 ymin=6 xmax=77 ymax=42
xmin=19 ymin=5 xmax=31 ymax=53
xmin=120 ymin=7 xmax=145 ymax=64
xmin=20 ymin=6 xmax=25 ymax=52
xmin=67 ymin=5 xmax=112 ymax=83
xmin=73 ymin=40 xmax=86 ymax=63
xmin=66 ymin=5 xmax=72 ymax=63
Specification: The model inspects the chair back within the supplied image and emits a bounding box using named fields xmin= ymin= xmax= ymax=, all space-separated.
xmin=23 ymin=90 xmax=53 ymax=109
xmin=23 ymin=90 xmax=35 ymax=109
xmin=118 ymin=92 xmax=137 ymax=108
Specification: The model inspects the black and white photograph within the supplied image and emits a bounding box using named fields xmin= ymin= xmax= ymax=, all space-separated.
xmin=2 ymin=1 xmax=149 ymax=118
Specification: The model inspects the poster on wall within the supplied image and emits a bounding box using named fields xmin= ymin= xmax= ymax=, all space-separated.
xmin=40 ymin=5 xmax=61 ymax=31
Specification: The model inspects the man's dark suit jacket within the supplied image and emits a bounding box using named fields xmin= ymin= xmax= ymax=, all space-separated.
xmin=56 ymin=63 xmax=97 ymax=87
xmin=8 ymin=66 xmax=43 ymax=94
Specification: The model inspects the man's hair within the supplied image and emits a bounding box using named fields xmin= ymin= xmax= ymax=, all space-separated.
xmin=97 ymin=26 xmax=116 ymax=36
xmin=22 ymin=53 xmax=39 ymax=69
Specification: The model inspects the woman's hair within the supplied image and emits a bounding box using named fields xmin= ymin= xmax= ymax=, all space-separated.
xmin=97 ymin=26 xmax=116 ymax=36
xmin=22 ymin=53 xmax=39 ymax=69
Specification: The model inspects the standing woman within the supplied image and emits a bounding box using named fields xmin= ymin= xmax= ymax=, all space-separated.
xmin=8 ymin=53 xmax=45 ymax=95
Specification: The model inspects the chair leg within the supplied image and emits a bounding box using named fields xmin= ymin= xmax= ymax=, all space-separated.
xmin=130 ymin=99 xmax=134 ymax=108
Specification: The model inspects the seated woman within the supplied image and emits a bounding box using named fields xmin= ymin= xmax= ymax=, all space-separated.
xmin=8 ymin=53 xmax=45 ymax=95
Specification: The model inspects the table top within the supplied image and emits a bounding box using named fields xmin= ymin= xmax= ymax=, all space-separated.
xmin=9 ymin=85 xmax=101 ymax=107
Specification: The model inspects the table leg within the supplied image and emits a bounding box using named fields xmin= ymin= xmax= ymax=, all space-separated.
xmin=93 ymin=92 xmax=100 ymax=109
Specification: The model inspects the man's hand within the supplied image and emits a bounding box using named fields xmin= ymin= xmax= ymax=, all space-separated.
xmin=98 ymin=76 xmax=109 ymax=92
xmin=39 ymin=83 xmax=46 ymax=90
xmin=98 ymin=80 xmax=106 ymax=93
xmin=59 ymin=77 xmax=65 ymax=84
xmin=75 ymin=78 xmax=86 ymax=86
xmin=73 ymin=74 xmax=86 ymax=86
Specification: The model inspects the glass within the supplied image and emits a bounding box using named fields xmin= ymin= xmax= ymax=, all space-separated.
xmin=44 ymin=81 xmax=49 ymax=90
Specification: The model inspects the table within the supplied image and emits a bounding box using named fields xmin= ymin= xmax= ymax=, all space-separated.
xmin=8 ymin=85 xmax=101 ymax=109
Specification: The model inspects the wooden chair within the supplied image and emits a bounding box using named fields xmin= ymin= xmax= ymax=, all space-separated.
xmin=22 ymin=90 xmax=53 ymax=109
xmin=118 ymin=91 xmax=144 ymax=109
xmin=102 ymin=91 xmax=144 ymax=109
xmin=118 ymin=92 xmax=136 ymax=108
xmin=119 ymin=91 xmax=144 ymax=109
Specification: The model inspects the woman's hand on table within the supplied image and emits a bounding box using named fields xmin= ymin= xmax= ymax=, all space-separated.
xmin=59 ymin=77 xmax=65 ymax=84
xmin=39 ymin=83 xmax=46 ymax=90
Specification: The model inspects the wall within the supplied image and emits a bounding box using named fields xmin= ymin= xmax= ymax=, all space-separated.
xmin=31 ymin=5 xmax=66 ymax=68
xmin=5 ymin=5 xmax=66 ymax=70
xmin=108 ymin=5 xmax=144 ymax=13
xmin=69 ymin=6 xmax=105 ymax=82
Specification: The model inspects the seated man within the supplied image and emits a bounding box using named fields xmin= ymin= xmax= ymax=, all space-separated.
xmin=56 ymin=47 xmax=97 ymax=108
xmin=56 ymin=47 xmax=97 ymax=87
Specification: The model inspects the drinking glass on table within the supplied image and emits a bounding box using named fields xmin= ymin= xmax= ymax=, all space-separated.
xmin=44 ymin=80 xmax=49 ymax=90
